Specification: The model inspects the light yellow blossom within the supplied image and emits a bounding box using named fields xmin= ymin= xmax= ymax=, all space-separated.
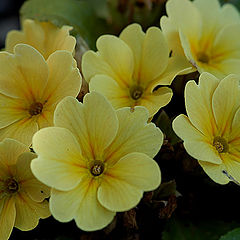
xmin=6 ymin=19 xmax=76 ymax=59
xmin=82 ymin=23 xmax=190 ymax=117
xmin=161 ymin=0 xmax=240 ymax=78
xmin=31 ymin=91 xmax=162 ymax=231
xmin=173 ymin=72 xmax=240 ymax=184
xmin=0 ymin=138 xmax=50 ymax=240
xmin=0 ymin=44 xmax=81 ymax=146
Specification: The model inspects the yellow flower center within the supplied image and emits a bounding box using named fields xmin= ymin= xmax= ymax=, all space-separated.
xmin=130 ymin=85 xmax=144 ymax=100
xmin=213 ymin=136 xmax=228 ymax=153
xmin=196 ymin=52 xmax=210 ymax=64
xmin=4 ymin=178 xmax=19 ymax=194
xmin=90 ymin=160 xmax=105 ymax=177
xmin=29 ymin=102 xmax=43 ymax=116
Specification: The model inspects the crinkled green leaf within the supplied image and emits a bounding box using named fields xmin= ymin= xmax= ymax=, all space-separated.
xmin=219 ymin=228 xmax=240 ymax=240
xmin=162 ymin=217 xmax=239 ymax=240
xmin=20 ymin=0 xmax=109 ymax=49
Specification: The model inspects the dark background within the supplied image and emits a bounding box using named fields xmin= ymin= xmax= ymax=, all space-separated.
xmin=0 ymin=0 xmax=24 ymax=49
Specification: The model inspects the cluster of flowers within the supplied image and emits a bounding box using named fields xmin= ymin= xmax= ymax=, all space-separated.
xmin=0 ymin=0 xmax=240 ymax=238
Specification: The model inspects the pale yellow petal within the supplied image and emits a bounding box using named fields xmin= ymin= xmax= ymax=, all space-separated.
xmin=31 ymin=127 xmax=86 ymax=191
xmin=89 ymin=74 xmax=131 ymax=109
xmin=74 ymin=178 xmax=115 ymax=231
xmin=198 ymin=160 xmax=229 ymax=184
xmin=43 ymin=50 xmax=81 ymax=108
xmin=139 ymin=27 xmax=168 ymax=84
xmin=0 ymin=117 xmax=38 ymax=146
xmin=221 ymin=4 xmax=240 ymax=25
xmin=230 ymin=107 xmax=240 ymax=141
xmin=140 ymin=87 xmax=173 ymax=117
xmin=0 ymin=44 xmax=48 ymax=101
xmin=173 ymin=114 xmax=222 ymax=164
xmin=16 ymin=152 xmax=50 ymax=202
xmin=14 ymin=193 xmax=50 ymax=231
xmin=107 ymin=152 xmax=161 ymax=191
xmin=119 ymin=23 xmax=145 ymax=80
xmin=0 ymin=93 xmax=28 ymax=128
xmin=0 ymin=138 xmax=28 ymax=166
xmin=0 ymin=198 xmax=16 ymax=240
xmin=166 ymin=0 xmax=201 ymax=40
xmin=54 ymin=92 xmax=118 ymax=159
xmin=185 ymin=73 xmax=219 ymax=138
xmin=98 ymin=173 xmax=143 ymax=212
xmin=212 ymin=74 xmax=240 ymax=136
xmin=6 ymin=19 xmax=76 ymax=59
xmin=82 ymin=51 xmax=118 ymax=83
xmin=104 ymin=106 xmax=163 ymax=165
xmin=96 ymin=35 xmax=134 ymax=87
xmin=213 ymin=59 xmax=240 ymax=78
xmin=36 ymin=110 xmax=54 ymax=129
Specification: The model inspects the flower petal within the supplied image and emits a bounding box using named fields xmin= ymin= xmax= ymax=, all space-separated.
xmin=173 ymin=114 xmax=222 ymax=164
xmin=119 ymin=23 xmax=145 ymax=81
xmin=0 ymin=44 xmax=48 ymax=101
xmin=0 ymin=94 xmax=28 ymax=128
xmin=139 ymin=27 xmax=169 ymax=84
xmin=89 ymin=74 xmax=131 ymax=109
xmin=98 ymin=173 xmax=143 ymax=212
xmin=0 ymin=138 xmax=28 ymax=166
xmin=141 ymin=87 xmax=173 ymax=117
xmin=6 ymin=19 xmax=76 ymax=59
xmin=0 ymin=197 xmax=16 ymax=240
xmin=224 ymin=157 xmax=240 ymax=184
xmin=96 ymin=35 xmax=134 ymax=87
xmin=185 ymin=73 xmax=219 ymax=138
xmin=198 ymin=160 xmax=229 ymax=184
xmin=104 ymin=106 xmax=163 ymax=166
xmin=74 ymin=178 xmax=115 ymax=231
xmin=14 ymin=193 xmax=50 ymax=231
xmin=31 ymin=127 xmax=86 ymax=191
xmin=82 ymin=51 xmax=118 ymax=83
xmin=0 ymin=117 xmax=38 ymax=146
xmin=43 ymin=50 xmax=81 ymax=108
xmin=212 ymin=74 xmax=240 ymax=136
xmin=107 ymin=152 xmax=161 ymax=191
xmin=16 ymin=152 xmax=50 ymax=202
xmin=54 ymin=92 xmax=118 ymax=159
xmin=230 ymin=107 xmax=240 ymax=141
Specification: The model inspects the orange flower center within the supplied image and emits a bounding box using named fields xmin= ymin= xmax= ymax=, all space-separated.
xmin=130 ymin=85 xmax=143 ymax=100
xmin=90 ymin=160 xmax=105 ymax=177
xmin=29 ymin=102 xmax=43 ymax=116
xmin=213 ymin=136 xmax=228 ymax=153
xmin=5 ymin=178 xmax=19 ymax=194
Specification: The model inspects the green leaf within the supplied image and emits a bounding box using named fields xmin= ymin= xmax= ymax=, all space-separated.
xmin=219 ymin=228 xmax=240 ymax=240
xmin=155 ymin=110 xmax=181 ymax=145
xmin=162 ymin=217 xmax=239 ymax=240
xmin=20 ymin=0 xmax=109 ymax=49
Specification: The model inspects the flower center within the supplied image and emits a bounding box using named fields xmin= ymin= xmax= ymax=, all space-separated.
xmin=29 ymin=102 xmax=43 ymax=116
xmin=196 ymin=52 xmax=209 ymax=64
xmin=90 ymin=160 xmax=104 ymax=177
xmin=213 ymin=136 xmax=228 ymax=153
xmin=130 ymin=85 xmax=144 ymax=100
xmin=5 ymin=178 xmax=19 ymax=194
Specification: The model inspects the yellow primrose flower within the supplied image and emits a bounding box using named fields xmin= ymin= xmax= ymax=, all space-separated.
xmin=82 ymin=23 xmax=190 ymax=117
xmin=31 ymin=91 xmax=162 ymax=231
xmin=161 ymin=0 xmax=240 ymax=78
xmin=0 ymin=138 xmax=50 ymax=240
xmin=173 ymin=72 xmax=240 ymax=184
xmin=6 ymin=19 xmax=76 ymax=59
xmin=0 ymin=44 xmax=81 ymax=146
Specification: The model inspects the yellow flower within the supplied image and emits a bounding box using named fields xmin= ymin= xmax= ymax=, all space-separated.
xmin=82 ymin=23 xmax=190 ymax=117
xmin=173 ymin=72 xmax=240 ymax=184
xmin=161 ymin=0 xmax=240 ymax=78
xmin=6 ymin=19 xmax=76 ymax=60
xmin=31 ymin=91 xmax=162 ymax=231
xmin=0 ymin=138 xmax=50 ymax=240
xmin=0 ymin=44 xmax=81 ymax=146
